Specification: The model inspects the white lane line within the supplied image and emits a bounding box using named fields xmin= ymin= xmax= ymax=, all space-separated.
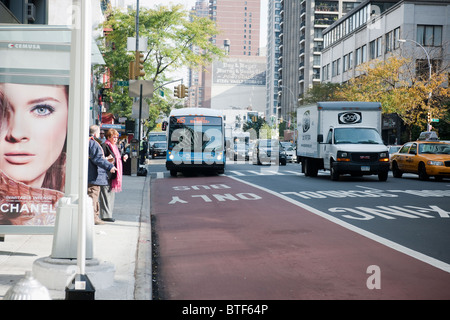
xmin=228 ymin=176 xmax=450 ymax=274
xmin=156 ymin=172 xmax=164 ymax=179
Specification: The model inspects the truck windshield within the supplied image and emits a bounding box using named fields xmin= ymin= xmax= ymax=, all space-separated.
xmin=334 ymin=128 xmax=383 ymax=144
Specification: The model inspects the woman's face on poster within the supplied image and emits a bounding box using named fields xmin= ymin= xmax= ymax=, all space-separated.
xmin=0 ymin=83 xmax=68 ymax=188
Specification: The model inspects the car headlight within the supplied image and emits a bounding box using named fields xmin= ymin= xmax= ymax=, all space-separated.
xmin=337 ymin=151 xmax=350 ymax=162
xmin=379 ymin=152 xmax=389 ymax=162
xmin=427 ymin=160 xmax=444 ymax=166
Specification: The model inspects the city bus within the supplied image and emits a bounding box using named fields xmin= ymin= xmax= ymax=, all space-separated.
xmin=163 ymin=108 xmax=226 ymax=176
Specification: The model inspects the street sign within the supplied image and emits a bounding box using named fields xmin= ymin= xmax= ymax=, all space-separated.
xmin=116 ymin=80 xmax=129 ymax=86
xmin=129 ymin=80 xmax=154 ymax=97
xmin=431 ymin=118 xmax=439 ymax=122
xmin=127 ymin=37 xmax=148 ymax=51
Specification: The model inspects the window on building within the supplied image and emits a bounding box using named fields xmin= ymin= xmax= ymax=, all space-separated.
xmin=385 ymin=27 xmax=400 ymax=53
xmin=370 ymin=40 xmax=376 ymax=60
xmin=361 ymin=45 xmax=367 ymax=63
xmin=356 ymin=47 xmax=361 ymax=65
xmin=322 ymin=64 xmax=330 ymax=81
xmin=376 ymin=37 xmax=382 ymax=57
xmin=332 ymin=60 xmax=339 ymax=77
xmin=417 ymin=25 xmax=442 ymax=46
xmin=313 ymin=54 xmax=321 ymax=66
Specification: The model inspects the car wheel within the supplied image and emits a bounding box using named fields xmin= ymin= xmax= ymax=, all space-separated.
xmin=170 ymin=170 xmax=177 ymax=177
xmin=392 ymin=162 xmax=402 ymax=178
xmin=418 ymin=163 xmax=429 ymax=180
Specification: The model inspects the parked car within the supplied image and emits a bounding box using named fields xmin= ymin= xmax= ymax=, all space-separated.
xmin=251 ymin=139 xmax=287 ymax=166
xmin=150 ymin=142 xmax=167 ymax=159
xmin=390 ymin=140 xmax=450 ymax=181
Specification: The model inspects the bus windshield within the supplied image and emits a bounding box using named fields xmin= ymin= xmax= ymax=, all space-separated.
xmin=168 ymin=115 xmax=224 ymax=152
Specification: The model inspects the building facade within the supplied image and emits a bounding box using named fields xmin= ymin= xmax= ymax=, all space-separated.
xmin=190 ymin=0 xmax=264 ymax=110
xmin=277 ymin=0 xmax=360 ymax=125
xmin=320 ymin=0 xmax=450 ymax=143
xmin=265 ymin=0 xmax=282 ymax=123
xmin=321 ymin=0 xmax=450 ymax=84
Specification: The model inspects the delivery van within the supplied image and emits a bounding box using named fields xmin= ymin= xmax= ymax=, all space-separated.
xmin=296 ymin=102 xmax=389 ymax=181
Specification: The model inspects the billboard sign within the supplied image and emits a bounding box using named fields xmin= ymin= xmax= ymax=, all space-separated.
xmin=0 ymin=26 xmax=71 ymax=233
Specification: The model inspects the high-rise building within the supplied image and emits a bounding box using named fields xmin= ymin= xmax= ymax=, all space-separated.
xmin=187 ymin=0 xmax=210 ymax=108
xmin=190 ymin=0 xmax=263 ymax=109
xmin=278 ymin=0 xmax=360 ymax=124
xmin=265 ymin=0 xmax=282 ymax=123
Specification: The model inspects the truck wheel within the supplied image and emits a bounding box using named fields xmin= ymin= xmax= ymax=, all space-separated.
xmin=305 ymin=159 xmax=318 ymax=177
xmin=330 ymin=161 xmax=339 ymax=181
xmin=378 ymin=171 xmax=388 ymax=181
xmin=392 ymin=162 xmax=402 ymax=178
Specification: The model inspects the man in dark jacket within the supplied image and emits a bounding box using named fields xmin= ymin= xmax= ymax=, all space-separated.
xmin=88 ymin=125 xmax=116 ymax=225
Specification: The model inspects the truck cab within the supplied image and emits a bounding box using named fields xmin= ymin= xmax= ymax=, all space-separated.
xmin=321 ymin=126 xmax=389 ymax=180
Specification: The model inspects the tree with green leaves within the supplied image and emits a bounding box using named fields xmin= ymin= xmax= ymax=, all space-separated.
xmin=97 ymin=4 xmax=224 ymax=130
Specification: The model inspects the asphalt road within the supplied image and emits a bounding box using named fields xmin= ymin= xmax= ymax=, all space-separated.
xmin=149 ymin=160 xmax=450 ymax=300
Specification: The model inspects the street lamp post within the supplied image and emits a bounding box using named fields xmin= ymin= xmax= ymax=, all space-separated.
xmin=399 ymin=38 xmax=433 ymax=131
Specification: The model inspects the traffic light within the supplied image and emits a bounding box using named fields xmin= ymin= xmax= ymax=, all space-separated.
xmin=427 ymin=112 xmax=431 ymax=124
xmin=180 ymin=85 xmax=188 ymax=98
xmin=174 ymin=85 xmax=180 ymax=98
xmin=135 ymin=51 xmax=145 ymax=78
xmin=129 ymin=60 xmax=136 ymax=80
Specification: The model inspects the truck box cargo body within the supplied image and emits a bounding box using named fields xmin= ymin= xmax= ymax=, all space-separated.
xmin=296 ymin=102 xmax=390 ymax=181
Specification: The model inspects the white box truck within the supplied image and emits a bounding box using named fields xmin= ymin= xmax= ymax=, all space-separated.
xmin=296 ymin=102 xmax=390 ymax=181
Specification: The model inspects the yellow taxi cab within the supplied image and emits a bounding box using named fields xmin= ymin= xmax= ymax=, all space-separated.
xmin=390 ymin=134 xmax=450 ymax=181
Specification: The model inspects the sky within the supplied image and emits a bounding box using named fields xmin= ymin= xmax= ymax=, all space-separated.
xmin=124 ymin=0 xmax=268 ymax=48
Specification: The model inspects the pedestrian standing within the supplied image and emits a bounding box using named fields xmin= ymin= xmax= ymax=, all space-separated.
xmin=88 ymin=125 xmax=116 ymax=225
xmin=99 ymin=129 xmax=128 ymax=222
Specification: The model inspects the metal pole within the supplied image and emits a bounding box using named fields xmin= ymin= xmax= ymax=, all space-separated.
xmin=136 ymin=0 xmax=139 ymax=53
xmin=136 ymin=0 xmax=141 ymax=167
xmin=399 ymin=38 xmax=432 ymax=131
xmin=138 ymin=83 xmax=143 ymax=171
xmin=77 ymin=0 xmax=91 ymax=277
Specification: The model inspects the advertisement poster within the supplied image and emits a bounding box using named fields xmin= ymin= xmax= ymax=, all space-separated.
xmin=0 ymin=26 xmax=71 ymax=231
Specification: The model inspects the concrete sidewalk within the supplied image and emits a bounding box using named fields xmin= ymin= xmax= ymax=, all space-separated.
xmin=0 ymin=173 xmax=152 ymax=300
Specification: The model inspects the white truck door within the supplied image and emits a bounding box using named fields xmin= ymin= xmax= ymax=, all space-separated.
xmin=323 ymin=128 xmax=333 ymax=169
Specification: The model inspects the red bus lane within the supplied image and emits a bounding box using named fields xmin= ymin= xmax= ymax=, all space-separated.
xmin=151 ymin=176 xmax=450 ymax=300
